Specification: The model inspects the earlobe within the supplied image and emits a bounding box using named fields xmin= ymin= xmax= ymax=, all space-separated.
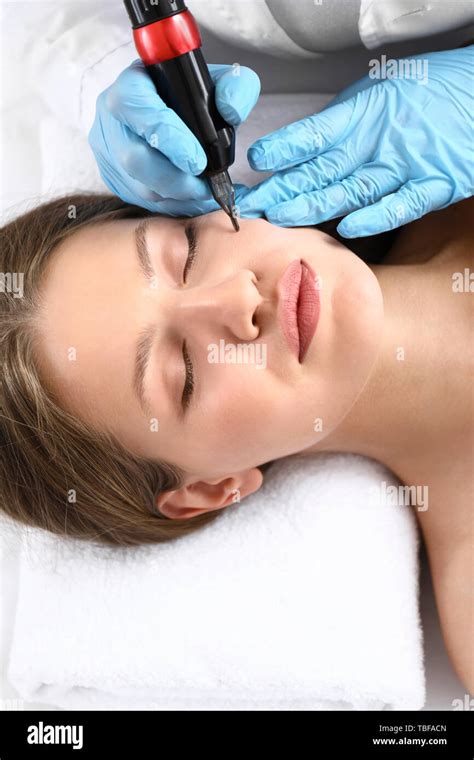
xmin=154 ymin=467 xmax=264 ymax=521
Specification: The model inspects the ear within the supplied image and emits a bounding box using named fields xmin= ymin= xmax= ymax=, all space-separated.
xmin=154 ymin=468 xmax=264 ymax=520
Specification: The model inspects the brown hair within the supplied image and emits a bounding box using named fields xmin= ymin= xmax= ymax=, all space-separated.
xmin=0 ymin=193 xmax=230 ymax=547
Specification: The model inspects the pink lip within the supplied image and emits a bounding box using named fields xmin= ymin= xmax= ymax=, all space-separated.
xmin=277 ymin=259 xmax=321 ymax=363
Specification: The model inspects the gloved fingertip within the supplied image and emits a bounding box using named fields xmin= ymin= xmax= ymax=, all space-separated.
xmin=217 ymin=100 xmax=242 ymax=127
xmin=336 ymin=219 xmax=361 ymax=238
xmin=265 ymin=213 xmax=293 ymax=227
xmin=216 ymin=66 xmax=261 ymax=125
xmin=266 ymin=208 xmax=292 ymax=225
xmin=337 ymin=215 xmax=382 ymax=238
xmin=177 ymin=150 xmax=207 ymax=176
xmin=190 ymin=155 xmax=209 ymax=175
xmin=268 ymin=197 xmax=309 ymax=225
xmin=247 ymin=145 xmax=269 ymax=170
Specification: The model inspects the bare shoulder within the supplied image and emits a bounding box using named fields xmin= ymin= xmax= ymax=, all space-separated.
xmin=414 ymin=455 xmax=474 ymax=695
xmin=424 ymin=530 xmax=474 ymax=695
xmin=383 ymin=197 xmax=474 ymax=266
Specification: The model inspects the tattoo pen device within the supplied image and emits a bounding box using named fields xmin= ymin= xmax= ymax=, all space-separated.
xmin=123 ymin=0 xmax=240 ymax=231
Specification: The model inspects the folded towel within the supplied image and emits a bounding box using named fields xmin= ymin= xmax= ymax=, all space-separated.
xmin=8 ymin=453 xmax=425 ymax=710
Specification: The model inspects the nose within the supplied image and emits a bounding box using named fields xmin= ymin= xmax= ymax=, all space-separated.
xmin=169 ymin=269 xmax=263 ymax=342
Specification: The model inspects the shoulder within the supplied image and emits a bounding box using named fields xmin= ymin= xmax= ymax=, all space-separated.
xmin=383 ymin=198 xmax=474 ymax=267
xmin=427 ymin=533 xmax=474 ymax=695
xmin=412 ymin=455 xmax=474 ymax=693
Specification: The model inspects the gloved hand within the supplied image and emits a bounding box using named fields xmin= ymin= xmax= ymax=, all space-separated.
xmin=88 ymin=59 xmax=261 ymax=215
xmin=239 ymin=46 xmax=474 ymax=237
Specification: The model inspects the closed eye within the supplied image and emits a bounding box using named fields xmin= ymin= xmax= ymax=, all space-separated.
xmin=182 ymin=340 xmax=194 ymax=411
xmin=181 ymin=222 xmax=199 ymax=412
xmin=183 ymin=222 xmax=198 ymax=283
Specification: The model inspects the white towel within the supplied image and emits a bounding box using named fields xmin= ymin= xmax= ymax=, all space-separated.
xmin=8 ymin=453 xmax=425 ymax=711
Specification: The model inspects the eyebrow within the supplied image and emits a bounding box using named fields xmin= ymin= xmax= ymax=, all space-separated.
xmin=133 ymin=324 xmax=155 ymax=417
xmin=132 ymin=219 xmax=156 ymax=416
xmin=135 ymin=217 xmax=154 ymax=280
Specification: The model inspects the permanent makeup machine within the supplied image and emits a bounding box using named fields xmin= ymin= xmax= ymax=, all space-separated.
xmin=124 ymin=0 xmax=240 ymax=231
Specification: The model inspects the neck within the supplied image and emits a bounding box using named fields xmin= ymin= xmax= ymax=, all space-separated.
xmin=306 ymin=262 xmax=431 ymax=482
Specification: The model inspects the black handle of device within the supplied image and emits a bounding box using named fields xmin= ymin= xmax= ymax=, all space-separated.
xmin=145 ymin=52 xmax=235 ymax=176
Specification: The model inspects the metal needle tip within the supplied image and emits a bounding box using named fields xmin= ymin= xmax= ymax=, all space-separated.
xmin=229 ymin=210 xmax=240 ymax=232
xmin=208 ymin=170 xmax=240 ymax=233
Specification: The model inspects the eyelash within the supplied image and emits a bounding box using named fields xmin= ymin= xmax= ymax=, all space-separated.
xmin=182 ymin=340 xmax=194 ymax=411
xmin=183 ymin=222 xmax=198 ymax=283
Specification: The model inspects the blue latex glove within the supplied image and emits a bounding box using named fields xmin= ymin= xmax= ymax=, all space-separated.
xmin=88 ymin=59 xmax=261 ymax=215
xmin=239 ymin=46 xmax=474 ymax=237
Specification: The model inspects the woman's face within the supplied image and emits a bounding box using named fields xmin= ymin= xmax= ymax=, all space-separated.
xmin=37 ymin=210 xmax=383 ymax=512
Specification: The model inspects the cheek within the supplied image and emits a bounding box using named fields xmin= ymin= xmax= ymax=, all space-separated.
xmin=204 ymin=364 xmax=265 ymax=429
xmin=192 ymin=363 xmax=276 ymax=457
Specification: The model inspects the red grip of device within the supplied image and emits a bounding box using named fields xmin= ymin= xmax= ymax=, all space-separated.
xmin=133 ymin=9 xmax=201 ymax=65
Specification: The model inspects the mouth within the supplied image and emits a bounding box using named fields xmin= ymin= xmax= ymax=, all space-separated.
xmin=277 ymin=258 xmax=321 ymax=363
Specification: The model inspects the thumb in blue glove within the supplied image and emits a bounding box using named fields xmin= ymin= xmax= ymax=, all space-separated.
xmin=88 ymin=60 xmax=261 ymax=215
xmin=239 ymin=46 xmax=474 ymax=237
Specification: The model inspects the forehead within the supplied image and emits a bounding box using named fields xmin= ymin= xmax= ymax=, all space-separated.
xmin=43 ymin=218 xmax=135 ymax=278
xmin=35 ymin=219 xmax=140 ymax=425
